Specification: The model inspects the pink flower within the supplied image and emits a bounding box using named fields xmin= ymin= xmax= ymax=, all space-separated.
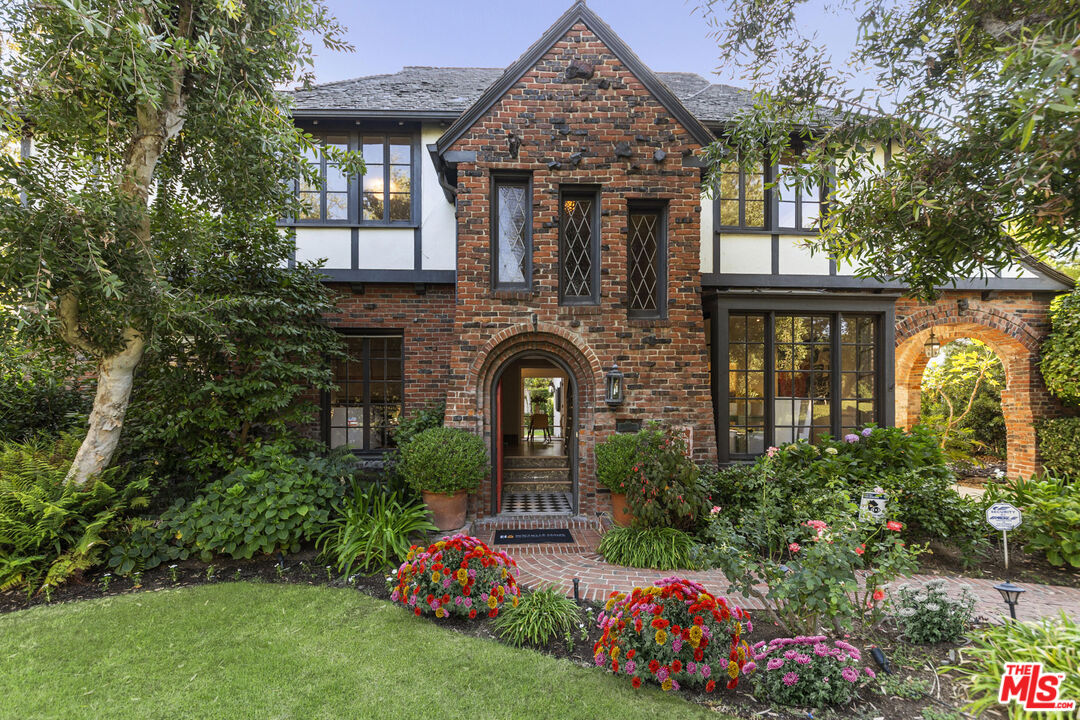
xmin=864 ymin=667 xmax=877 ymax=678
xmin=873 ymin=589 xmax=885 ymax=601
xmin=886 ymin=520 xmax=904 ymax=531
xmin=782 ymin=671 xmax=799 ymax=686
xmin=766 ymin=446 xmax=779 ymax=457
xmin=742 ymin=661 xmax=757 ymax=675
xmin=788 ymin=542 xmax=801 ymax=553
xmin=710 ymin=505 xmax=722 ymax=515
xmin=842 ymin=666 xmax=859 ymax=683
xmin=766 ymin=657 xmax=784 ymax=670
xmin=701 ymin=664 xmax=712 ymax=678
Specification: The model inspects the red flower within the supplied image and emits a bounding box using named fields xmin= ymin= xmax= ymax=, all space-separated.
xmin=442 ymin=594 xmax=451 ymax=604
xmin=855 ymin=544 xmax=865 ymax=555
xmin=650 ymin=617 xmax=669 ymax=630
xmin=426 ymin=594 xmax=434 ymax=604
xmin=648 ymin=660 xmax=660 ymax=674
xmin=873 ymin=588 xmax=885 ymax=601
xmin=671 ymin=659 xmax=682 ymax=673
xmin=468 ymin=609 xmax=477 ymax=619
xmin=488 ymin=609 xmax=498 ymax=618
xmin=694 ymin=648 xmax=704 ymax=662
xmin=612 ymin=660 xmax=619 ymax=673
xmin=788 ymin=542 xmax=801 ymax=553
xmin=414 ymin=608 xmax=422 ymax=616
xmin=632 ymin=677 xmax=642 ymax=689
xmin=727 ymin=679 xmax=738 ymax=690
xmin=626 ymin=649 xmax=636 ymax=659
xmin=693 ymin=615 xmax=704 ymax=626
xmin=886 ymin=520 xmax=904 ymax=532
xmin=705 ymin=680 xmax=716 ymax=693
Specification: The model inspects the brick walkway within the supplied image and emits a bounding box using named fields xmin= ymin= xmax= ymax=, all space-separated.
xmin=473 ymin=517 xmax=1080 ymax=624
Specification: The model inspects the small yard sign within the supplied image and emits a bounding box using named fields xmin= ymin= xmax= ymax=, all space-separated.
xmin=986 ymin=502 xmax=1022 ymax=531
xmin=859 ymin=492 xmax=888 ymax=522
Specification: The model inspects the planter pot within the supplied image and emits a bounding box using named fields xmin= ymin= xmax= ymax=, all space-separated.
xmin=610 ymin=492 xmax=634 ymax=527
xmin=422 ymin=490 xmax=469 ymax=531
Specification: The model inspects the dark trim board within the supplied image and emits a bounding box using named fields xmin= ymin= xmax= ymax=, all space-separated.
xmin=320 ymin=269 xmax=455 ymax=283
xmin=702 ymin=273 xmax=1072 ymax=292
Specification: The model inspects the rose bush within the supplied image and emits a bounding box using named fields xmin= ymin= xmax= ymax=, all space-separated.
xmin=389 ymin=534 xmax=518 ymax=619
xmin=750 ymin=635 xmax=876 ymax=707
xmin=593 ymin=577 xmax=752 ymax=693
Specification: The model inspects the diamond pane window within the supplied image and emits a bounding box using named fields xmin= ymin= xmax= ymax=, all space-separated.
xmin=493 ymin=178 xmax=531 ymax=288
xmin=326 ymin=334 xmax=404 ymax=453
xmin=560 ymin=193 xmax=599 ymax=304
xmin=628 ymin=207 xmax=664 ymax=317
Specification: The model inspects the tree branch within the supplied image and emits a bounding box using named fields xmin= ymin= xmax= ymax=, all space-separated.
xmin=56 ymin=291 xmax=99 ymax=357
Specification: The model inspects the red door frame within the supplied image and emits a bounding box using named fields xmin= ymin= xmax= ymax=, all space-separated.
xmin=495 ymin=378 xmax=503 ymax=513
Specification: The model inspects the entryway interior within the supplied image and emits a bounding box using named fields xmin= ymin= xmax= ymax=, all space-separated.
xmin=496 ymin=358 xmax=573 ymax=515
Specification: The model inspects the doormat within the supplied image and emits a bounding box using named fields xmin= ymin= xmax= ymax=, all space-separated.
xmin=494 ymin=528 xmax=574 ymax=545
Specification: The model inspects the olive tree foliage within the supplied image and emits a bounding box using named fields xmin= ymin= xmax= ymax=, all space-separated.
xmin=0 ymin=0 xmax=355 ymax=487
xmin=696 ymin=0 xmax=1080 ymax=297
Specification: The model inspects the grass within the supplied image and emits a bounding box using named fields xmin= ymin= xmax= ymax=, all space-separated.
xmin=0 ymin=582 xmax=726 ymax=720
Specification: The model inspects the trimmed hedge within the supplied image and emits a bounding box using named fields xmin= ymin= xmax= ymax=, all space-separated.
xmin=399 ymin=426 xmax=488 ymax=494
xmin=1036 ymin=417 xmax=1080 ymax=479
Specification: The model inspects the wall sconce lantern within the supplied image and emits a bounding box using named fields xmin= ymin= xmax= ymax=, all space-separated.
xmin=605 ymin=363 xmax=624 ymax=406
xmin=993 ymin=581 xmax=1026 ymax=620
xmin=923 ymin=329 xmax=941 ymax=358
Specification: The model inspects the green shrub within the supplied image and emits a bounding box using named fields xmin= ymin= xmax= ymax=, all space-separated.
xmin=0 ymin=433 xmax=148 ymax=593
xmin=398 ymin=426 xmax=487 ymax=495
xmin=1040 ymin=288 xmax=1080 ymax=406
xmin=0 ymin=338 xmax=91 ymax=442
xmin=316 ymin=481 xmax=436 ymax=576
xmin=985 ymin=474 xmax=1080 ymax=567
xmin=596 ymin=424 xmax=709 ymax=530
xmin=1036 ymin=417 xmax=1080 ymax=479
xmin=109 ymin=441 xmax=352 ymax=573
xmin=493 ymin=586 xmax=581 ymax=648
xmin=750 ymin=636 xmax=874 ymax=707
xmin=952 ymin=612 xmax=1080 ymax=719
xmin=597 ymin=526 xmax=701 ymax=570
xmin=892 ymin=579 xmax=975 ymax=643
xmin=381 ymin=402 xmax=446 ymax=497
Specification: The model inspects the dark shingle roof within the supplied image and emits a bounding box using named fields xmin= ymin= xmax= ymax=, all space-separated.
xmin=289 ymin=66 xmax=752 ymax=124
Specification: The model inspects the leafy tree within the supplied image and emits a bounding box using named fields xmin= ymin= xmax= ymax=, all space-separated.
xmin=697 ymin=0 xmax=1080 ymax=297
xmin=1041 ymin=288 xmax=1080 ymax=405
xmin=921 ymin=339 xmax=1005 ymax=459
xmin=0 ymin=0 xmax=353 ymax=486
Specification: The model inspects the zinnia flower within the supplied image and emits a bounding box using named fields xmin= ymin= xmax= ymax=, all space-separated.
xmin=705 ymin=680 xmax=716 ymax=693
xmin=864 ymin=667 xmax=876 ymax=678
xmin=631 ymin=677 xmax=642 ymax=688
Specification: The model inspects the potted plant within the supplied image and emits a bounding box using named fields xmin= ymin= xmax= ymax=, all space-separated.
xmin=398 ymin=426 xmax=488 ymax=530
xmin=596 ymin=432 xmax=642 ymax=526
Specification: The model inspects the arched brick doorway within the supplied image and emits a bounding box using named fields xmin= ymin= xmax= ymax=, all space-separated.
xmin=447 ymin=323 xmax=605 ymax=519
xmin=894 ymin=296 xmax=1053 ymax=478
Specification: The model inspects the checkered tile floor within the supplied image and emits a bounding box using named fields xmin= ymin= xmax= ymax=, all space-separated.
xmin=501 ymin=491 xmax=573 ymax=515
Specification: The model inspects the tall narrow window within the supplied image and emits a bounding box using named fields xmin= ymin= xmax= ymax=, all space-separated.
xmin=297 ymin=134 xmax=349 ymax=222
xmin=361 ymin=135 xmax=413 ymax=224
xmin=717 ymin=157 xmax=766 ymax=229
xmin=627 ymin=205 xmax=666 ymax=317
xmin=840 ymin=316 xmax=877 ymax=432
xmin=326 ymin=334 xmax=404 ymax=452
xmin=776 ymin=150 xmax=823 ymax=231
xmin=728 ymin=314 xmax=767 ymax=454
xmin=492 ymin=176 xmax=531 ymax=289
xmin=560 ymin=190 xmax=600 ymax=305
xmin=774 ymin=315 xmax=833 ymax=445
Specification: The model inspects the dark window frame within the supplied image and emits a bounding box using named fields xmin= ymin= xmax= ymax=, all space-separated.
xmin=359 ymin=133 xmax=419 ymax=227
xmin=715 ymin=154 xmax=769 ymax=231
xmin=558 ymin=186 xmax=602 ymax=306
xmin=708 ymin=295 xmax=896 ymax=463
xmin=321 ymin=329 xmax=405 ymax=455
xmin=713 ymin=149 xmax=828 ymax=235
xmin=491 ymin=173 xmax=533 ymax=291
xmin=626 ymin=200 xmax=668 ymax=319
xmin=294 ymin=132 xmax=354 ymax=225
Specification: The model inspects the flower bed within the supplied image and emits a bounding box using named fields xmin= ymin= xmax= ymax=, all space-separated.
xmin=389 ymin=535 xmax=519 ymax=619
xmin=593 ymin=577 xmax=751 ymax=693
xmin=750 ymin=636 xmax=875 ymax=707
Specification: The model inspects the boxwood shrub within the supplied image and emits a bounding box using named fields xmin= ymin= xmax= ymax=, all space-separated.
xmin=398 ymin=426 xmax=488 ymax=495
xmin=1036 ymin=417 xmax=1080 ymax=480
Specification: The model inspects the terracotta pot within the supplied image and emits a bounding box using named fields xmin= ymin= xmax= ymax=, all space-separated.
xmin=422 ymin=490 xmax=469 ymax=531
xmin=610 ymin=492 xmax=633 ymax=527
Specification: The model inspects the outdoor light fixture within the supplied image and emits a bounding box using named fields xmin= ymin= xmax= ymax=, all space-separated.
xmin=923 ymin=329 xmax=941 ymax=358
xmin=994 ymin=581 xmax=1026 ymax=620
xmin=605 ymin=363 xmax=624 ymax=406
xmin=573 ymin=577 xmax=581 ymax=604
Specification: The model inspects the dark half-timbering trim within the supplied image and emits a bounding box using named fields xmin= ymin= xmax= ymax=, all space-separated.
xmin=320 ymin=269 xmax=455 ymax=284
xmin=701 ymin=273 xmax=1072 ymax=292
xmin=434 ymin=0 xmax=715 ymax=155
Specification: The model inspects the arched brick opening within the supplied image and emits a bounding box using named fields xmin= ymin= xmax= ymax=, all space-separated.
xmin=894 ymin=298 xmax=1050 ymax=478
xmin=446 ymin=323 xmax=608 ymax=519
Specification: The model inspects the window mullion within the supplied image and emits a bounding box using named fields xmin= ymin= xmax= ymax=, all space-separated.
xmin=383 ymin=138 xmax=391 ymax=223
xmin=832 ymin=312 xmax=842 ymax=439
xmin=765 ymin=311 xmax=776 ymax=449
xmin=362 ymin=338 xmax=371 ymax=451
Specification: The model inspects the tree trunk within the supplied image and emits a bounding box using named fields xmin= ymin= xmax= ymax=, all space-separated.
xmin=65 ymin=329 xmax=145 ymax=488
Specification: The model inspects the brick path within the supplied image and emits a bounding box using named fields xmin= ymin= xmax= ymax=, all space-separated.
xmin=473 ymin=518 xmax=1080 ymax=624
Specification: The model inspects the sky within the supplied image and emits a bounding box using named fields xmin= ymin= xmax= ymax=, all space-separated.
xmin=308 ymin=0 xmax=864 ymax=90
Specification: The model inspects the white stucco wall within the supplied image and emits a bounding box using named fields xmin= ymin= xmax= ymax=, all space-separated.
xmin=294 ymin=227 xmax=351 ymax=269
xmin=420 ymin=124 xmax=456 ymax=271
xmin=356 ymin=228 xmax=414 ymax=269
xmin=699 ymin=192 xmax=713 ymax=274
xmin=717 ymin=233 xmax=771 ymax=274
xmin=777 ymin=236 xmax=830 ymax=275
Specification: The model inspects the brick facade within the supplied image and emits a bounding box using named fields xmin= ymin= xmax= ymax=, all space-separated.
xmin=893 ymin=290 xmax=1063 ymax=477
xmin=442 ymin=23 xmax=716 ymax=518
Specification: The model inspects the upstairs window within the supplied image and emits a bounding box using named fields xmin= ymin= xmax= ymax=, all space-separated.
xmin=627 ymin=203 xmax=666 ymax=318
xmin=559 ymin=190 xmax=600 ymax=305
xmin=717 ymin=157 xmax=765 ymax=229
xmin=297 ymin=134 xmax=349 ymax=222
xmin=361 ymin=135 xmax=413 ymax=224
xmin=714 ymin=148 xmax=825 ymax=232
xmin=776 ymin=150 xmax=822 ymax=231
xmin=492 ymin=175 xmax=532 ymax=290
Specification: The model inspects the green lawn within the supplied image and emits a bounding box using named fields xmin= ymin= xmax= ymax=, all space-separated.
xmin=0 ymin=583 xmax=724 ymax=720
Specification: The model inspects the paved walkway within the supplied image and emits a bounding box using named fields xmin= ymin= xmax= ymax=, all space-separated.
xmin=473 ymin=517 xmax=1080 ymax=624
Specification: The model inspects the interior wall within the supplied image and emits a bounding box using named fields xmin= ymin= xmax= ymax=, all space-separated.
xmin=500 ymin=364 xmax=522 ymax=437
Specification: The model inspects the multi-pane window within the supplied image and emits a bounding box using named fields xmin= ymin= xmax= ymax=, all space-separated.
xmin=776 ymin=151 xmax=822 ymax=230
xmin=559 ymin=191 xmax=600 ymax=305
xmin=725 ymin=312 xmax=880 ymax=457
xmin=715 ymin=149 xmax=824 ymax=231
xmin=627 ymin=206 xmax=665 ymax=317
xmin=717 ymin=158 xmax=765 ymax=228
xmin=361 ymin=135 xmax=413 ymax=223
xmin=326 ymin=334 xmax=404 ymax=452
xmin=298 ymin=134 xmax=349 ymax=221
xmin=493 ymin=176 xmax=531 ymax=289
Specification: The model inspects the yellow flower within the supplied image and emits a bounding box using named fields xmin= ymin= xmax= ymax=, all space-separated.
xmin=512 ymin=595 xmax=519 ymax=607
xmin=655 ymin=629 xmax=668 ymax=646
xmin=736 ymin=622 xmax=743 ymax=637
xmin=487 ymin=595 xmax=498 ymax=609
xmin=737 ymin=645 xmax=746 ymax=661
xmin=456 ymin=569 xmax=468 ymax=584
xmin=605 ymin=598 xmax=616 ymax=611
xmin=611 ymin=646 xmax=620 ymax=660
xmin=435 ymin=608 xmax=445 ymax=618
xmin=727 ymin=661 xmax=739 ymax=679
xmin=431 ymin=571 xmax=441 ymax=583
xmin=689 ymin=625 xmax=703 ymax=643
xmin=435 ymin=541 xmax=445 ymax=549
xmin=661 ymin=679 xmax=673 ymax=692
xmin=500 ymin=568 xmax=507 ymax=579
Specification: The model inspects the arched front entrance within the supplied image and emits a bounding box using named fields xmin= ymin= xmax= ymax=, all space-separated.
xmin=894 ymin=296 xmax=1053 ymax=478
xmin=490 ymin=351 xmax=579 ymax=516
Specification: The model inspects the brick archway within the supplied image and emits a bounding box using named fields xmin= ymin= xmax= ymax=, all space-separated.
xmin=894 ymin=294 xmax=1056 ymax=477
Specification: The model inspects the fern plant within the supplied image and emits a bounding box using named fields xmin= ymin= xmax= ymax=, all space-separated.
xmin=597 ymin=526 xmax=701 ymax=570
xmin=0 ymin=433 xmax=148 ymax=594
xmin=493 ymin=586 xmax=582 ymax=648
xmin=316 ymin=481 xmax=436 ymax=576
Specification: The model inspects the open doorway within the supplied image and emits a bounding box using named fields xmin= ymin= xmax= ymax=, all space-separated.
xmin=493 ymin=355 xmax=575 ymax=516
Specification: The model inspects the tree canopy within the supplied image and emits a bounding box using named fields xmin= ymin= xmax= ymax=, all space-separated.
xmin=698 ymin=0 xmax=1080 ymax=297
xmin=0 ymin=0 xmax=353 ymax=485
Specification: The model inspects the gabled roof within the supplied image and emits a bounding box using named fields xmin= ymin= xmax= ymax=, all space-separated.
xmin=434 ymin=0 xmax=718 ymax=153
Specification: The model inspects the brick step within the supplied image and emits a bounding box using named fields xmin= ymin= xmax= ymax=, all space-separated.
xmin=504 ymin=455 xmax=569 ymax=469
xmin=503 ymin=481 xmax=573 ymax=493
xmin=503 ymin=467 xmax=570 ymax=483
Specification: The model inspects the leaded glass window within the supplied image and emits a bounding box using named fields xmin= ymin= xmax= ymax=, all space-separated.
xmin=493 ymin=178 xmax=531 ymax=289
xmin=628 ymin=207 xmax=664 ymax=317
xmin=560 ymin=192 xmax=599 ymax=304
